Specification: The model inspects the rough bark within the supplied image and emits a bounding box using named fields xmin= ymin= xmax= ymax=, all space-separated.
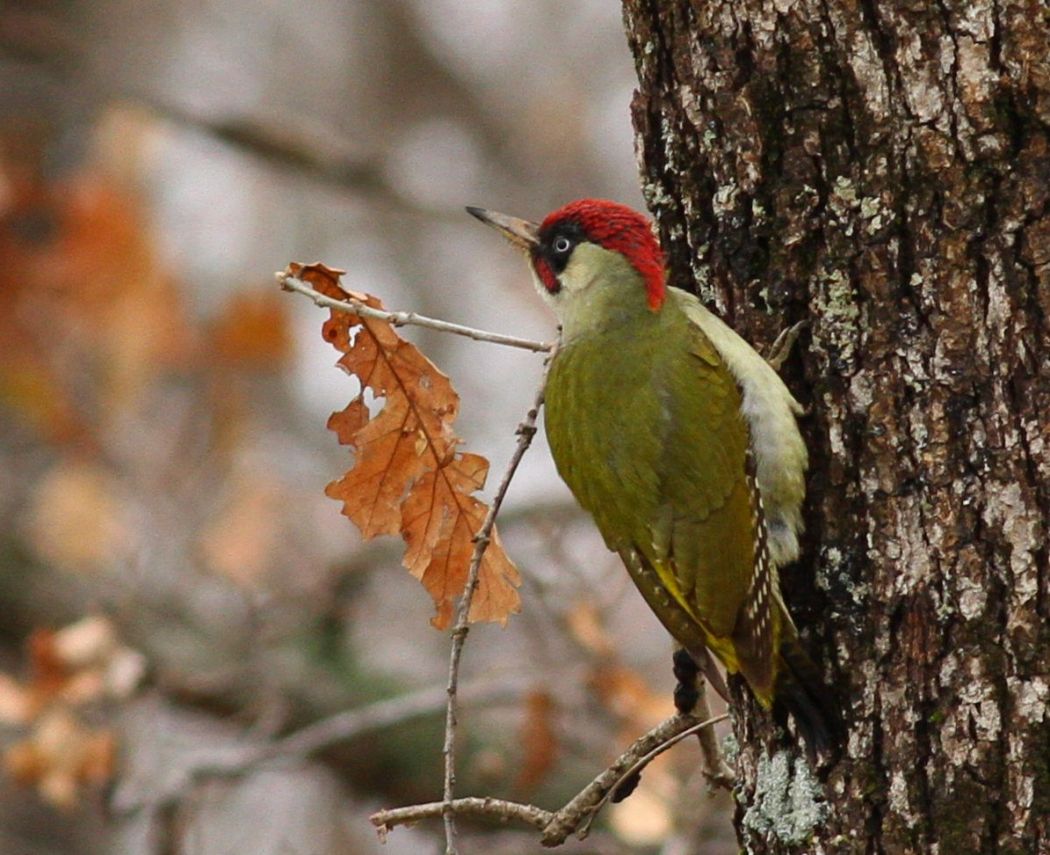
xmin=621 ymin=1 xmax=1050 ymax=852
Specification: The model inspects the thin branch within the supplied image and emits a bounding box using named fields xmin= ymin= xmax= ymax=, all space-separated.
xmin=277 ymin=272 xmax=552 ymax=353
xmin=626 ymin=714 xmax=730 ymax=780
xmin=576 ymin=713 xmax=729 ymax=838
xmin=440 ymin=352 xmax=557 ymax=854
xmin=370 ymin=710 xmax=720 ymax=848
xmin=373 ymin=797 xmax=552 ymax=842
xmin=537 ymin=713 xmax=710 ymax=847
xmin=0 ymin=34 xmax=495 ymax=220
xmin=691 ymin=679 xmax=736 ymax=790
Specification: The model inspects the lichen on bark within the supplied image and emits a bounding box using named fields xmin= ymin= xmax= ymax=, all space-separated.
xmin=741 ymin=750 xmax=828 ymax=848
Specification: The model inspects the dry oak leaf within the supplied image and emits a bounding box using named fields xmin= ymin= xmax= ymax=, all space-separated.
xmin=286 ymin=262 xmax=521 ymax=628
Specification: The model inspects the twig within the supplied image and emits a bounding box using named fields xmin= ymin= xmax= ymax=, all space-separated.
xmin=691 ymin=678 xmax=736 ymax=790
xmin=538 ymin=713 xmax=708 ymax=847
xmin=370 ymin=710 xmax=721 ymax=847
xmin=373 ymin=797 xmax=552 ymax=841
xmin=0 ymin=29 xmax=504 ymax=220
xmin=440 ymin=351 xmax=557 ymax=854
xmin=576 ymin=713 xmax=729 ymax=838
xmin=277 ymin=273 xmax=552 ymax=353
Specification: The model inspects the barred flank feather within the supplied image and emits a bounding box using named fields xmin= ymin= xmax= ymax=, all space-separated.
xmin=746 ymin=451 xmax=842 ymax=760
xmin=733 ymin=451 xmax=777 ymax=702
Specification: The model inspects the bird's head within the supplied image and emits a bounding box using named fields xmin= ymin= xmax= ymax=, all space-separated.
xmin=467 ymin=199 xmax=666 ymax=327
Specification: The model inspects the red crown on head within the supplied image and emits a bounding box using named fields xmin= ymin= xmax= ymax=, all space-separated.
xmin=540 ymin=199 xmax=666 ymax=311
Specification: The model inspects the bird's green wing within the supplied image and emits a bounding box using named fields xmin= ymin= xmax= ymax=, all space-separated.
xmin=544 ymin=304 xmax=774 ymax=693
xmin=643 ymin=318 xmax=752 ymax=627
xmin=641 ymin=316 xmax=776 ymax=693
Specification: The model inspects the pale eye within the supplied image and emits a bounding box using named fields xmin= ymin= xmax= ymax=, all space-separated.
xmin=553 ymin=236 xmax=572 ymax=254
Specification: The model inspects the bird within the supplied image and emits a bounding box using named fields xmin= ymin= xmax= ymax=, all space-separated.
xmin=467 ymin=198 xmax=841 ymax=759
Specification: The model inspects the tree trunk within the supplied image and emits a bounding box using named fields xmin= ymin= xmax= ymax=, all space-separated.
xmin=621 ymin=1 xmax=1050 ymax=852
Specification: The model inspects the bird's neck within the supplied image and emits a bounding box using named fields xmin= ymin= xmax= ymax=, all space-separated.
xmin=552 ymin=250 xmax=663 ymax=345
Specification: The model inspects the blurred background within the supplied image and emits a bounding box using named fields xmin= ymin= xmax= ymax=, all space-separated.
xmin=0 ymin=1 xmax=734 ymax=852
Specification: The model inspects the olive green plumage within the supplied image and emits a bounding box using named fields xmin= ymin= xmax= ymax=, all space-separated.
xmin=545 ymin=260 xmax=780 ymax=699
xmin=467 ymin=200 xmax=841 ymax=758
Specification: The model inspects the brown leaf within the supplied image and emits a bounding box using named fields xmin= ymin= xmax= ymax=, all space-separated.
xmin=0 ymin=675 xmax=32 ymax=725
xmin=51 ymin=616 xmax=117 ymax=670
xmin=0 ymin=615 xmax=138 ymax=805
xmin=15 ymin=618 xmax=145 ymax=716
xmin=0 ymin=160 xmax=194 ymax=433
xmin=27 ymin=629 xmax=70 ymax=707
xmin=288 ymin=262 xmax=521 ymax=628
xmin=402 ymin=454 xmax=520 ymax=627
xmin=566 ymin=601 xmax=615 ymax=657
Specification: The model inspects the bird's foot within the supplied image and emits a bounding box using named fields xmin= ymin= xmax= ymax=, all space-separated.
xmin=765 ymin=320 xmax=808 ymax=371
xmin=672 ymin=648 xmax=700 ymax=714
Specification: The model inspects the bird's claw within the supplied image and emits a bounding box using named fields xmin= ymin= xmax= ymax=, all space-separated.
xmin=765 ymin=320 xmax=808 ymax=370
xmin=672 ymin=649 xmax=700 ymax=714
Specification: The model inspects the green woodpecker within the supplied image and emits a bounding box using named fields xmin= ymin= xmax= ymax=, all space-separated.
xmin=468 ymin=198 xmax=840 ymax=758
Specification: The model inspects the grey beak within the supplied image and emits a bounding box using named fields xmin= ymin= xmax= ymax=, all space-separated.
xmin=466 ymin=206 xmax=540 ymax=251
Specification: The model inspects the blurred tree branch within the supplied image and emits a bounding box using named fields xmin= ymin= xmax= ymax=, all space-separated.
xmin=0 ymin=0 xmax=535 ymax=219
xmin=0 ymin=41 xmax=430 ymax=216
xmin=111 ymin=676 xmax=532 ymax=818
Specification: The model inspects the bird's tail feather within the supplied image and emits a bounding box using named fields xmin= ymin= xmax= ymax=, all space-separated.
xmin=774 ymin=638 xmax=844 ymax=762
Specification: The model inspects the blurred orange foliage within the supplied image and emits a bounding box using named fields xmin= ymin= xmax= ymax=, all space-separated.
xmin=0 ymin=160 xmax=194 ymax=443
xmin=0 ymin=617 xmax=144 ymax=808
xmin=210 ymin=290 xmax=292 ymax=368
xmin=515 ymin=689 xmax=558 ymax=794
